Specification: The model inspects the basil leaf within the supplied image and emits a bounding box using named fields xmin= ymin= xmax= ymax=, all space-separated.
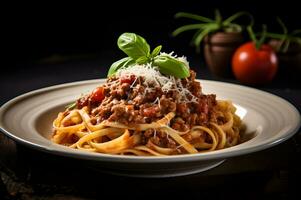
xmin=117 ymin=33 xmax=150 ymax=59
xmin=151 ymin=45 xmax=162 ymax=57
xmin=107 ymin=57 xmax=134 ymax=77
xmin=136 ymin=56 xmax=149 ymax=64
xmin=65 ymin=102 xmax=76 ymax=110
xmin=153 ymin=55 xmax=190 ymax=78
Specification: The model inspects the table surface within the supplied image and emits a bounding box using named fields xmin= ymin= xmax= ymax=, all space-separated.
xmin=1 ymin=55 xmax=300 ymax=199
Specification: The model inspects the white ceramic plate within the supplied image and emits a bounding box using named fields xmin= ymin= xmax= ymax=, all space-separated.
xmin=0 ymin=79 xmax=300 ymax=177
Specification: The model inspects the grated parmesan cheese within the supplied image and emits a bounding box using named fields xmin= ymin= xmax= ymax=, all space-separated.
xmin=152 ymin=97 xmax=161 ymax=108
xmin=115 ymin=54 xmax=197 ymax=104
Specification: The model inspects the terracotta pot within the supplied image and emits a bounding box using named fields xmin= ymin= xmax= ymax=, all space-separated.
xmin=204 ymin=32 xmax=244 ymax=78
xmin=268 ymin=39 xmax=301 ymax=79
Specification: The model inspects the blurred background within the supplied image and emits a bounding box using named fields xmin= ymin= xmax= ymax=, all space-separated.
xmin=5 ymin=0 xmax=299 ymax=105
xmin=12 ymin=0 xmax=300 ymax=63
xmin=3 ymin=0 xmax=300 ymax=103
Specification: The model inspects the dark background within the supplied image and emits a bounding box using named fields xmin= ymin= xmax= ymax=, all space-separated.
xmin=3 ymin=0 xmax=300 ymax=105
xmin=1 ymin=0 xmax=301 ymax=199
xmin=11 ymin=0 xmax=301 ymax=66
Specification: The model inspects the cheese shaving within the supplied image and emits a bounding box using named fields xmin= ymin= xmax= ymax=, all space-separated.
xmin=115 ymin=63 xmax=198 ymax=103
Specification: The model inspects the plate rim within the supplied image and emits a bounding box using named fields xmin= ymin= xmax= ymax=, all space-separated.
xmin=0 ymin=79 xmax=300 ymax=163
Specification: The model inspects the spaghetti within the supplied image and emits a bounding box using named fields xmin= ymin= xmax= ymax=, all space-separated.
xmin=52 ymin=64 xmax=242 ymax=156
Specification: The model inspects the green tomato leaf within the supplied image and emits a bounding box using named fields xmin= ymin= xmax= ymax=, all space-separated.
xmin=223 ymin=11 xmax=254 ymax=27
xmin=107 ymin=57 xmax=134 ymax=77
xmin=153 ymin=55 xmax=190 ymax=78
xmin=117 ymin=33 xmax=150 ymax=59
xmin=151 ymin=45 xmax=162 ymax=57
xmin=214 ymin=9 xmax=222 ymax=25
xmin=193 ymin=24 xmax=219 ymax=53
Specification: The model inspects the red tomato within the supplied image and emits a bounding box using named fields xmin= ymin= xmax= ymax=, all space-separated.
xmin=142 ymin=106 xmax=159 ymax=117
xmin=232 ymin=42 xmax=278 ymax=85
xmin=90 ymin=87 xmax=105 ymax=102
xmin=120 ymin=74 xmax=136 ymax=84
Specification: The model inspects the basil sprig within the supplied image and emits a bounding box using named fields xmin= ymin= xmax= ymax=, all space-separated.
xmin=107 ymin=32 xmax=190 ymax=78
xmin=153 ymin=55 xmax=189 ymax=78
xmin=108 ymin=57 xmax=135 ymax=77
xmin=117 ymin=33 xmax=150 ymax=59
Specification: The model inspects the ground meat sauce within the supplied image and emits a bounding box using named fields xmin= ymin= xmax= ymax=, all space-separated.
xmin=76 ymin=70 xmax=216 ymax=150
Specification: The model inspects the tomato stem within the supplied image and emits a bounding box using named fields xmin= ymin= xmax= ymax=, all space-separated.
xmin=257 ymin=24 xmax=267 ymax=49
xmin=247 ymin=25 xmax=258 ymax=49
xmin=247 ymin=25 xmax=267 ymax=50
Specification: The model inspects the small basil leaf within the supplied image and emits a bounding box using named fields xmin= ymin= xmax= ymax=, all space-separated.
xmin=136 ymin=56 xmax=149 ymax=64
xmin=117 ymin=33 xmax=150 ymax=59
xmin=153 ymin=55 xmax=190 ymax=78
xmin=151 ymin=45 xmax=162 ymax=57
xmin=65 ymin=102 xmax=77 ymax=110
xmin=107 ymin=57 xmax=134 ymax=77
